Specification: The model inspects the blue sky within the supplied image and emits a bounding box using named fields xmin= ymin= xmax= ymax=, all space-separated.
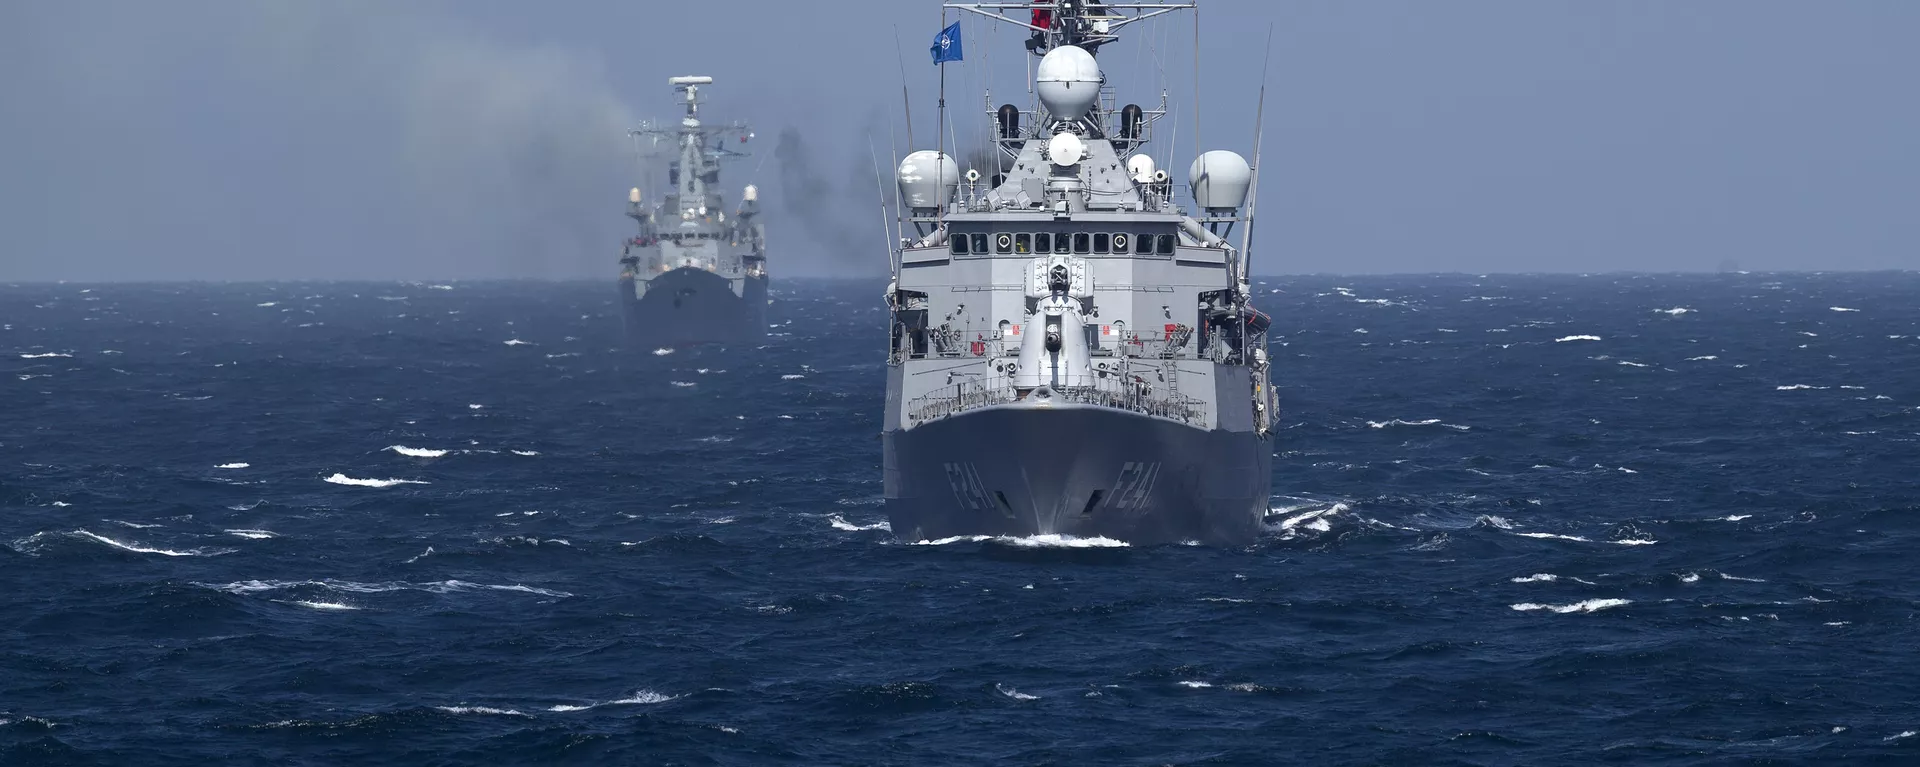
xmin=2 ymin=1 xmax=1913 ymax=280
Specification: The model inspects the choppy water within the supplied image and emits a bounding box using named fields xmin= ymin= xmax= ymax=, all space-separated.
xmin=3 ymin=274 xmax=1917 ymax=765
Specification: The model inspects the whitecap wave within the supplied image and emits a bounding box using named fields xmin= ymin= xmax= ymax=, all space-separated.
xmin=503 ymin=339 xmax=531 ymax=346
xmin=69 ymin=529 xmax=231 ymax=557
xmin=1776 ymin=384 xmax=1828 ymax=391
xmin=1555 ymin=335 xmax=1602 ymax=342
xmin=911 ymin=535 xmax=995 ymax=546
xmin=386 ymin=445 xmax=449 ymax=458
xmin=670 ymin=381 xmax=696 ymax=387
xmin=225 ymin=529 xmax=278 ymax=539
xmin=1177 ymin=681 xmax=1214 ymax=689
xmin=1271 ymin=503 xmax=1348 ymax=533
xmin=435 ymin=706 xmax=527 ymax=716
xmin=1655 ymin=307 xmax=1693 ymax=316
xmin=1515 ymin=532 xmax=1592 ymax=543
xmin=652 ymin=348 xmax=674 ymax=356
xmin=781 ymin=374 xmax=806 ymax=380
xmin=1830 ymin=307 xmax=1860 ymax=312
xmin=828 ymin=515 xmax=891 ymax=532
xmin=1510 ymin=598 xmax=1631 ymax=614
xmin=290 ymin=600 xmax=357 ymax=611
xmin=1510 ymin=573 xmax=1559 ymax=583
xmin=511 ymin=450 xmax=539 ymax=456
xmin=199 ymin=579 xmax=571 ymax=598
xmin=991 ymin=534 xmax=1129 ymax=548
xmin=1685 ymin=356 xmax=1718 ymax=361
xmin=19 ymin=352 xmax=71 ymax=359
xmin=216 ymin=463 xmax=249 ymax=469
xmin=547 ymin=690 xmax=680 ymax=712
xmin=996 ymin=683 xmax=1039 ymax=700
xmin=324 ymin=473 xmax=428 ymax=488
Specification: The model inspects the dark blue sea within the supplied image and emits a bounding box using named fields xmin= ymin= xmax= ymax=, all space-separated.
xmin=3 ymin=273 xmax=1917 ymax=765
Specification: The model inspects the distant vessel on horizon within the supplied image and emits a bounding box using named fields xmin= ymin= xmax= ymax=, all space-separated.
xmin=617 ymin=76 xmax=768 ymax=348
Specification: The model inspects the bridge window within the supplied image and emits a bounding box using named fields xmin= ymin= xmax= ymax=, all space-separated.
xmin=995 ymin=233 xmax=1014 ymax=254
xmin=1014 ymin=233 xmax=1031 ymax=254
xmin=1093 ymin=233 xmax=1110 ymax=254
xmin=1055 ymin=233 xmax=1070 ymax=254
xmin=1072 ymin=232 xmax=1090 ymax=254
xmin=1112 ymin=233 xmax=1130 ymax=254
xmin=971 ymin=233 xmax=988 ymax=254
xmin=1156 ymin=234 xmax=1176 ymax=254
xmin=1035 ymin=233 xmax=1053 ymax=253
xmin=951 ymin=234 xmax=970 ymax=255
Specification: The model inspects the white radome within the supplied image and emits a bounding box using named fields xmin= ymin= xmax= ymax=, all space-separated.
xmin=1188 ymin=150 xmax=1252 ymax=210
xmin=743 ymin=184 xmax=758 ymax=202
xmin=896 ymin=150 xmax=959 ymax=208
xmin=1047 ymin=132 xmax=1085 ymax=167
xmin=1035 ymin=45 xmax=1101 ymax=121
xmin=628 ymin=187 xmax=641 ymax=204
xmin=1126 ymin=154 xmax=1157 ymax=183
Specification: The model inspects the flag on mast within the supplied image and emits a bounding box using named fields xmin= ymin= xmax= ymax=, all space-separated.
xmin=931 ymin=21 xmax=963 ymax=64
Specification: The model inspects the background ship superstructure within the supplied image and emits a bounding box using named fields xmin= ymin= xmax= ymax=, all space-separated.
xmin=618 ymin=76 xmax=768 ymax=346
xmin=882 ymin=1 xmax=1277 ymax=545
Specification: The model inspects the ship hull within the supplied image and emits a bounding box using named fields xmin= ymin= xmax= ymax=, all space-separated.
xmin=883 ymin=403 xmax=1271 ymax=547
xmin=619 ymin=267 xmax=767 ymax=347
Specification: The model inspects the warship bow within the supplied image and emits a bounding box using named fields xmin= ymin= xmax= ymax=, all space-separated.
xmin=883 ymin=1 xmax=1277 ymax=546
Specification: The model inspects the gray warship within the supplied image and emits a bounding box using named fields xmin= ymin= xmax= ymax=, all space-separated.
xmin=618 ymin=76 xmax=768 ymax=347
xmin=883 ymin=1 xmax=1276 ymax=546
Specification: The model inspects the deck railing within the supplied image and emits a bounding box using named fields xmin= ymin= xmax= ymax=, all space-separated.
xmin=905 ymin=371 xmax=1208 ymax=429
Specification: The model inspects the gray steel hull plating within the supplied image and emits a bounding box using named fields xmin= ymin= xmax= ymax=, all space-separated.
xmin=883 ymin=403 xmax=1271 ymax=547
xmin=619 ymin=267 xmax=767 ymax=347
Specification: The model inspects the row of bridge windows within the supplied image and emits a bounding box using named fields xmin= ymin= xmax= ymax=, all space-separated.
xmin=950 ymin=231 xmax=1180 ymax=257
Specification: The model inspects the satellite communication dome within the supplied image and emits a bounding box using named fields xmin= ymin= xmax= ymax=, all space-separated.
xmin=897 ymin=150 xmax=959 ymax=208
xmin=743 ymin=184 xmax=758 ymax=202
xmin=629 ymin=187 xmax=641 ymax=204
xmin=1188 ymin=150 xmax=1252 ymax=210
xmin=1047 ymin=132 xmax=1085 ymax=167
xmin=1126 ymin=154 xmax=1157 ymax=184
xmin=1036 ymin=45 xmax=1101 ymax=121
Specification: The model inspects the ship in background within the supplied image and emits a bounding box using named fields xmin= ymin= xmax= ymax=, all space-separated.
xmin=618 ymin=76 xmax=768 ymax=347
xmin=881 ymin=1 xmax=1277 ymax=546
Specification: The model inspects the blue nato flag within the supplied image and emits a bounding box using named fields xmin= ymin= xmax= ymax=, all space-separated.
xmin=931 ymin=21 xmax=963 ymax=64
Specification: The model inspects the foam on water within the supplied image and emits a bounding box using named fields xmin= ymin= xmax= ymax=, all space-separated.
xmin=386 ymin=445 xmax=450 ymax=458
xmin=1555 ymin=335 xmax=1602 ymax=342
xmin=216 ymin=463 xmax=249 ymax=469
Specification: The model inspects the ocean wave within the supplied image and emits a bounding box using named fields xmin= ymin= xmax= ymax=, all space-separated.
xmin=1510 ymin=599 xmax=1631 ymax=614
xmin=828 ymin=515 xmax=891 ymax=532
xmin=1555 ymin=335 xmax=1602 ymax=342
xmin=995 ymin=683 xmax=1039 ymax=700
xmin=40 ymin=529 xmax=237 ymax=557
xmin=547 ymin=689 xmax=680 ymax=712
xmin=216 ymin=462 xmax=250 ymax=469
xmin=324 ymin=473 xmax=428 ymax=488
xmin=225 ymin=529 xmax=278 ymax=539
xmin=386 ymin=445 xmax=449 ymax=458
xmin=198 ymin=579 xmax=572 ymax=598
xmin=435 ymin=706 xmax=527 ymax=716
xmin=19 ymin=352 xmax=72 ymax=358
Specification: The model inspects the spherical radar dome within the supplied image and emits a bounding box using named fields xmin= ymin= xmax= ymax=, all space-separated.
xmin=1126 ymin=154 xmax=1157 ymax=183
xmin=1047 ymin=132 xmax=1085 ymax=167
xmin=1036 ymin=45 xmax=1102 ymax=121
xmin=897 ymin=150 xmax=959 ymax=208
xmin=1188 ymin=150 xmax=1252 ymax=210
